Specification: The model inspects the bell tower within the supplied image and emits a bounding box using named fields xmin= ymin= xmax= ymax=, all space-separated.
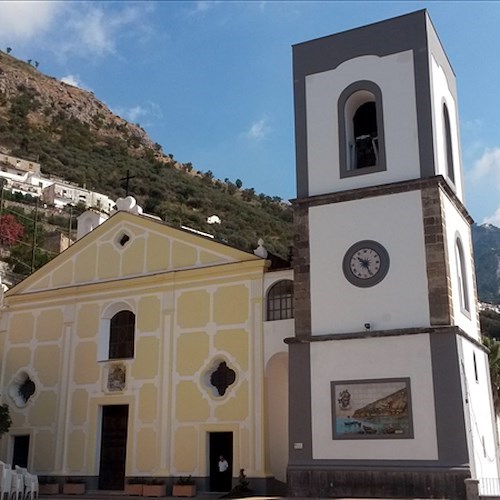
xmin=288 ymin=10 xmax=499 ymax=499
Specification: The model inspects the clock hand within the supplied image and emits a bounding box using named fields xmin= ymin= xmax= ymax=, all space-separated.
xmin=357 ymin=257 xmax=373 ymax=275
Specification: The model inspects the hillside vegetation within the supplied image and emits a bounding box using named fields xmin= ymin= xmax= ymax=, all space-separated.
xmin=472 ymin=224 xmax=500 ymax=305
xmin=0 ymin=50 xmax=293 ymax=261
xmin=0 ymin=50 xmax=499 ymax=307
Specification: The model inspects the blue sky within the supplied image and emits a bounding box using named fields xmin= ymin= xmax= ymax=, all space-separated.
xmin=0 ymin=1 xmax=498 ymax=226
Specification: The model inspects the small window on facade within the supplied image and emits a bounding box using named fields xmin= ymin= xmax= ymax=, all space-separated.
xmin=455 ymin=237 xmax=470 ymax=314
xmin=267 ymin=280 xmax=294 ymax=321
xmin=473 ymin=352 xmax=478 ymax=383
xmin=119 ymin=233 xmax=130 ymax=247
xmin=109 ymin=310 xmax=135 ymax=359
xmin=443 ymin=103 xmax=455 ymax=183
xmin=8 ymin=371 xmax=37 ymax=408
xmin=338 ymin=81 xmax=386 ymax=178
xmin=210 ymin=361 xmax=236 ymax=397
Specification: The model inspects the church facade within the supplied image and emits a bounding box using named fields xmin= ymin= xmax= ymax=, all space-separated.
xmin=288 ymin=9 xmax=499 ymax=499
xmin=0 ymin=202 xmax=291 ymax=493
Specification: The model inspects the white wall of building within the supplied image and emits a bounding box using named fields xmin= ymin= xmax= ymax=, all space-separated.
xmin=458 ymin=338 xmax=500 ymax=479
xmin=429 ymin=55 xmax=465 ymax=200
xmin=0 ymin=154 xmax=40 ymax=175
xmin=442 ymin=194 xmax=480 ymax=339
xmin=310 ymin=333 xmax=438 ymax=460
xmin=305 ymin=50 xmax=420 ymax=196
xmin=263 ymin=269 xmax=292 ymax=483
xmin=309 ymin=191 xmax=430 ymax=335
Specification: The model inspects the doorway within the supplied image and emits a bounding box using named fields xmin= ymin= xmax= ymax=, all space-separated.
xmin=12 ymin=435 xmax=29 ymax=468
xmin=98 ymin=405 xmax=129 ymax=490
xmin=209 ymin=432 xmax=233 ymax=492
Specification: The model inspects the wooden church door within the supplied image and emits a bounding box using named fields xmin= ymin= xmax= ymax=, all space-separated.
xmin=98 ymin=405 xmax=129 ymax=490
xmin=12 ymin=435 xmax=29 ymax=468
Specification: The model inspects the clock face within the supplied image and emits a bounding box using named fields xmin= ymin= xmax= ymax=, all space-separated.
xmin=342 ymin=240 xmax=390 ymax=287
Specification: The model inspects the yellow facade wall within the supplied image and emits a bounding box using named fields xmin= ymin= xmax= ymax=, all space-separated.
xmin=33 ymin=345 xmax=61 ymax=386
xmin=176 ymin=381 xmax=209 ymax=421
xmin=122 ymin=238 xmax=145 ymax=276
xmin=172 ymin=241 xmax=197 ymax=268
xmin=199 ymin=250 xmax=223 ymax=265
xmin=28 ymin=391 xmax=58 ymax=427
xmin=138 ymin=383 xmax=158 ymax=423
xmin=146 ymin=233 xmax=170 ymax=272
xmin=173 ymin=426 xmax=198 ymax=472
xmin=214 ymin=329 xmax=249 ymax=371
xmin=136 ymin=428 xmax=157 ymax=472
xmin=9 ymin=411 xmax=27 ymax=428
xmin=97 ymin=243 xmax=120 ymax=279
xmin=71 ymin=389 xmax=89 ymax=425
xmin=52 ymin=260 xmax=74 ymax=287
xmin=74 ymin=245 xmax=97 ymax=283
xmin=5 ymin=347 xmax=31 ymax=381
xmin=76 ymin=304 xmax=99 ymax=339
xmin=177 ymin=332 xmax=209 ymax=376
xmin=30 ymin=275 xmax=50 ymax=291
xmin=67 ymin=430 xmax=86 ymax=472
xmin=177 ymin=290 xmax=210 ymax=328
xmin=132 ymin=337 xmax=159 ymax=379
xmin=213 ymin=285 xmax=249 ymax=324
xmin=8 ymin=313 xmax=34 ymax=344
xmin=33 ymin=430 xmax=56 ymax=472
xmin=0 ymin=212 xmax=272 ymax=481
xmin=137 ymin=296 xmax=161 ymax=332
xmin=36 ymin=309 xmax=63 ymax=341
xmin=73 ymin=342 xmax=99 ymax=384
xmin=215 ymin=381 xmax=249 ymax=421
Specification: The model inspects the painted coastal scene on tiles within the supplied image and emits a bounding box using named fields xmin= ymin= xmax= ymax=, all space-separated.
xmin=331 ymin=378 xmax=413 ymax=439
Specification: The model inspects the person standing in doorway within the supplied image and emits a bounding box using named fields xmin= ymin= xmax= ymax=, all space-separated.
xmin=218 ymin=455 xmax=230 ymax=491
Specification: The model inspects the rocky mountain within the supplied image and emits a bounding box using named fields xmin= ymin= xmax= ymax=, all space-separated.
xmin=472 ymin=223 xmax=500 ymax=304
xmin=0 ymin=50 xmax=155 ymax=155
xmin=0 ymin=50 xmax=293 ymax=261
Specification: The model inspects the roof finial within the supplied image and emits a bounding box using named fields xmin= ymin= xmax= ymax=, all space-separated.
xmin=253 ymin=238 xmax=268 ymax=258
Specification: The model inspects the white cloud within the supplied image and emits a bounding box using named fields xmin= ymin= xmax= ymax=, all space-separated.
xmin=0 ymin=2 xmax=153 ymax=61
xmin=0 ymin=1 xmax=62 ymax=45
xmin=60 ymin=74 xmax=89 ymax=90
xmin=483 ymin=207 xmax=500 ymax=228
xmin=461 ymin=118 xmax=483 ymax=133
xmin=113 ymin=101 xmax=162 ymax=125
xmin=244 ymin=118 xmax=271 ymax=141
xmin=187 ymin=1 xmax=221 ymax=16
xmin=469 ymin=147 xmax=500 ymax=185
xmin=467 ymin=147 xmax=500 ymax=228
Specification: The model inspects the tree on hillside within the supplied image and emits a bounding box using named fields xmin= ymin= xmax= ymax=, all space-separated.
xmin=6 ymin=47 xmax=11 ymax=54
xmin=0 ymin=214 xmax=25 ymax=246
xmin=480 ymin=309 xmax=500 ymax=338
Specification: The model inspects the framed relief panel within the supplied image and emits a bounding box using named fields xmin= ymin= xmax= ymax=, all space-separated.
xmin=331 ymin=378 xmax=413 ymax=439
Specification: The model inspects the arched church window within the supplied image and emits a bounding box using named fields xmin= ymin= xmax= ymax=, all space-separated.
xmin=267 ymin=280 xmax=294 ymax=321
xmin=443 ymin=103 xmax=455 ymax=183
xmin=352 ymin=101 xmax=378 ymax=168
xmin=338 ymin=81 xmax=386 ymax=178
xmin=109 ymin=310 xmax=135 ymax=359
xmin=455 ymin=236 xmax=470 ymax=314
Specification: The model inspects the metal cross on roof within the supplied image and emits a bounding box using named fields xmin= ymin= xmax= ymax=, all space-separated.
xmin=120 ymin=169 xmax=136 ymax=197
